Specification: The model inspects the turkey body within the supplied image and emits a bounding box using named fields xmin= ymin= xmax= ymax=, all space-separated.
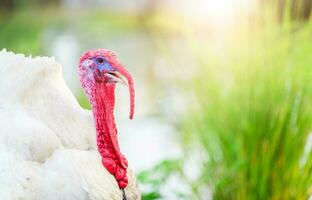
xmin=0 ymin=49 xmax=140 ymax=200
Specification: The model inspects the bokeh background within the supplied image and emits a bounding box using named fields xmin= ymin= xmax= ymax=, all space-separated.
xmin=0 ymin=0 xmax=312 ymax=199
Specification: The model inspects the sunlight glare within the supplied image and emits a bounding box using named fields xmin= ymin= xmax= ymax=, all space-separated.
xmin=173 ymin=0 xmax=256 ymax=30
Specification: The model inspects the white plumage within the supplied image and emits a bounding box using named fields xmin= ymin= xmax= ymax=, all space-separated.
xmin=0 ymin=49 xmax=140 ymax=200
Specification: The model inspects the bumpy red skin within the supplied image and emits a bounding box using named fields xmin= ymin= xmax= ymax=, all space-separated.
xmin=78 ymin=49 xmax=135 ymax=189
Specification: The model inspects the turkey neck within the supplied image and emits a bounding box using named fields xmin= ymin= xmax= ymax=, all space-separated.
xmin=91 ymin=82 xmax=128 ymax=188
xmin=92 ymin=83 xmax=120 ymax=157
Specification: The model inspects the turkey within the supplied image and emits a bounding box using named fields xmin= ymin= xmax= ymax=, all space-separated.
xmin=0 ymin=49 xmax=140 ymax=200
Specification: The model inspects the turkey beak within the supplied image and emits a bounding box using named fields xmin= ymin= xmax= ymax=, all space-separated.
xmin=105 ymin=71 xmax=128 ymax=86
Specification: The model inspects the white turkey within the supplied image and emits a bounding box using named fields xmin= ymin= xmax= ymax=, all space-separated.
xmin=0 ymin=49 xmax=140 ymax=200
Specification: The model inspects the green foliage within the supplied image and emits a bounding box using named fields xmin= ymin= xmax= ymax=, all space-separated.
xmin=0 ymin=12 xmax=44 ymax=55
xmin=181 ymin=15 xmax=312 ymax=200
xmin=138 ymin=160 xmax=184 ymax=200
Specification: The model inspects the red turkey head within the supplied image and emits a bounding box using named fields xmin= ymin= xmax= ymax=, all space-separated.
xmin=78 ymin=49 xmax=134 ymax=119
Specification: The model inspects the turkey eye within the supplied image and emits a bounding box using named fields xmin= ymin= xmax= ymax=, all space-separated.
xmin=96 ymin=58 xmax=105 ymax=64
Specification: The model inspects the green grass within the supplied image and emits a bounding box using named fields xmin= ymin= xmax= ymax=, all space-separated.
xmin=180 ymin=8 xmax=312 ymax=200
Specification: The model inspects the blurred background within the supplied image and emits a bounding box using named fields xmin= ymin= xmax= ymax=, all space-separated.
xmin=0 ymin=0 xmax=311 ymax=199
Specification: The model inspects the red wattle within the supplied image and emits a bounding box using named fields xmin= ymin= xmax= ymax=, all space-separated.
xmin=92 ymin=82 xmax=128 ymax=189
